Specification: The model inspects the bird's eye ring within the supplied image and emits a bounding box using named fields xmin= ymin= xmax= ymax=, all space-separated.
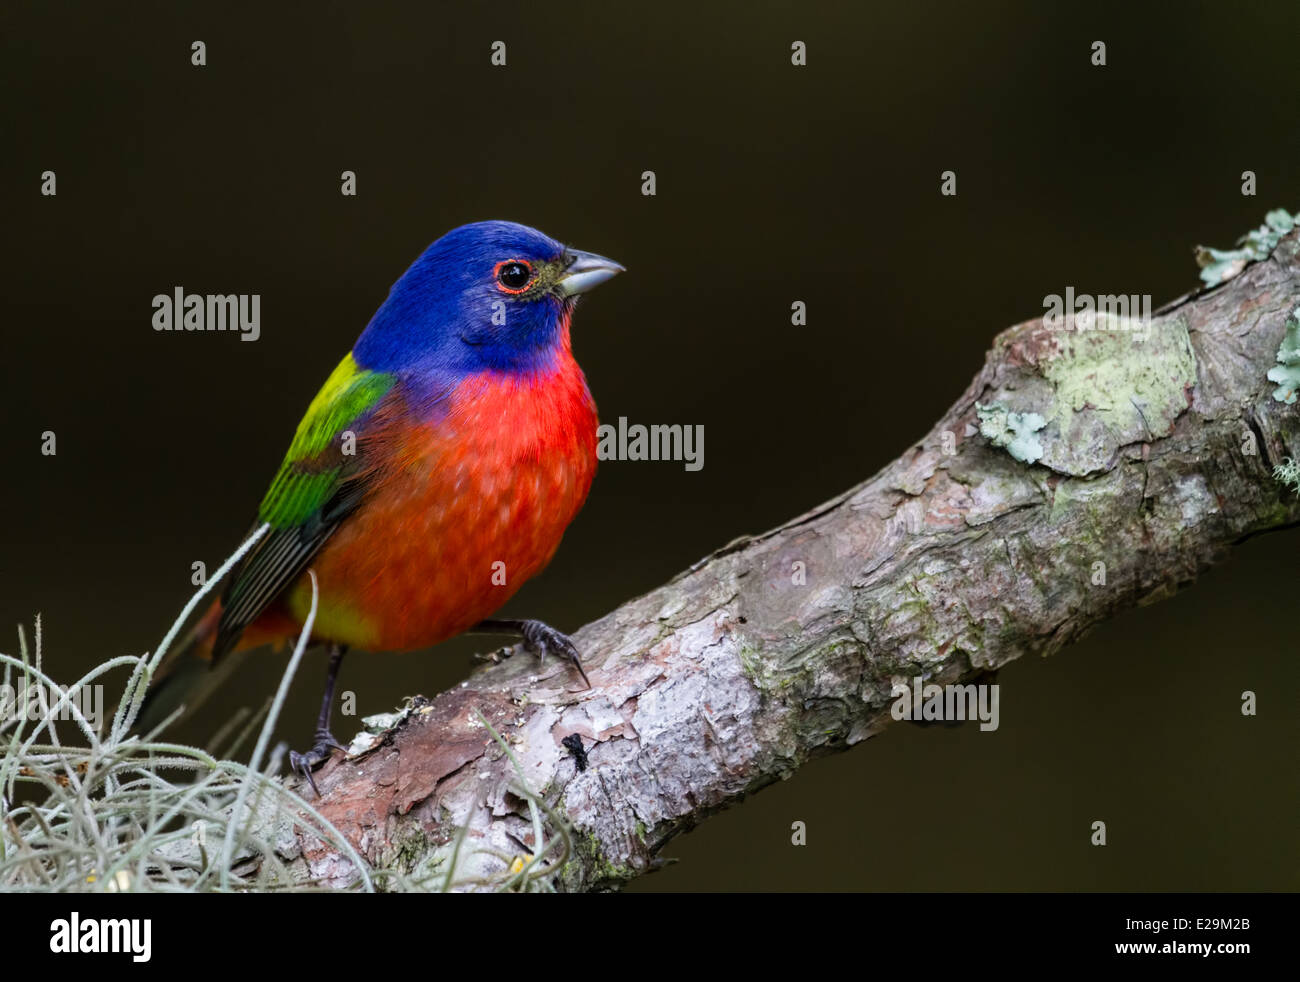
xmin=494 ymin=259 xmax=535 ymax=294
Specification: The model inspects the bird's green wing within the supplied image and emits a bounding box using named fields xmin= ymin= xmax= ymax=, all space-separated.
xmin=214 ymin=353 xmax=396 ymax=659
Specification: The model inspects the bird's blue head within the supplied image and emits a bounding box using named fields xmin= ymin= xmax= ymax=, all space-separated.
xmin=354 ymin=221 xmax=623 ymax=382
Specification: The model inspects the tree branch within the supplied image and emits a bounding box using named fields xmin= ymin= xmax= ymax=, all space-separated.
xmin=266 ymin=227 xmax=1300 ymax=890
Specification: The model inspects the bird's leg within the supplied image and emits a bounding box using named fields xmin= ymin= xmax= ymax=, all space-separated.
xmin=472 ymin=619 xmax=590 ymax=688
xmin=289 ymin=643 xmax=349 ymax=796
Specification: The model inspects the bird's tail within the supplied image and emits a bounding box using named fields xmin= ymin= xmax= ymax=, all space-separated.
xmin=133 ymin=602 xmax=244 ymax=735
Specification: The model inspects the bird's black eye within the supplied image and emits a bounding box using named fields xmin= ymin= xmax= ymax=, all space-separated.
xmin=495 ymin=260 xmax=534 ymax=293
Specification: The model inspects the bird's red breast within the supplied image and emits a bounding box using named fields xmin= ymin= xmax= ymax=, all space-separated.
xmin=241 ymin=326 xmax=598 ymax=653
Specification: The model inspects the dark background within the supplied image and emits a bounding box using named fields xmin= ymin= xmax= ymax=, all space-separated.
xmin=2 ymin=1 xmax=1297 ymax=890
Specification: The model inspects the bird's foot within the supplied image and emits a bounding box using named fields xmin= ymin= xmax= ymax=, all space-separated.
xmin=518 ymin=620 xmax=590 ymax=688
xmin=289 ymin=728 xmax=348 ymax=797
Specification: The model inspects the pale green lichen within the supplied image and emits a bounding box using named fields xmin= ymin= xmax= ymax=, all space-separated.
xmin=1274 ymin=458 xmax=1300 ymax=495
xmin=560 ymin=828 xmax=637 ymax=891
xmin=976 ymin=402 xmax=1046 ymax=464
xmin=1042 ymin=318 xmax=1197 ymax=443
xmin=1195 ymin=209 xmax=1298 ymax=287
xmin=737 ymin=645 xmax=767 ymax=689
xmin=1266 ymin=305 xmax=1300 ymax=404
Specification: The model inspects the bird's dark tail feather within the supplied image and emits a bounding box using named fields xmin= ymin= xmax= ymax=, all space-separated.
xmin=133 ymin=602 xmax=243 ymax=736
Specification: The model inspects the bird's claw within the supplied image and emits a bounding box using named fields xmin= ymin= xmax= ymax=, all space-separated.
xmin=520 ymin=621 xmax=590 ymax=688
xmin=289 ymin=728 xmax=347 ymax=797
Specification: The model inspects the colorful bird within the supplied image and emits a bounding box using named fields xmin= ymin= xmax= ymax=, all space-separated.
xmin=137 ymin=221 xmax=623 ymax=793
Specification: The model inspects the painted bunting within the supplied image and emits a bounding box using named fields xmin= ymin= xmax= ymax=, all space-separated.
xmin=137 ymin=221 xmax=623 ymax=792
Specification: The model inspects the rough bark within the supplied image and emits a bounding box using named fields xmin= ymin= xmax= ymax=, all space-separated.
xmin=270 ymin=228 xmax=1300 ymax=891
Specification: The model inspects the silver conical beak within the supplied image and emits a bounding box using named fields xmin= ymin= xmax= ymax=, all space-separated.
xmin=556 ymin=249 xmax=625 ymax=297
